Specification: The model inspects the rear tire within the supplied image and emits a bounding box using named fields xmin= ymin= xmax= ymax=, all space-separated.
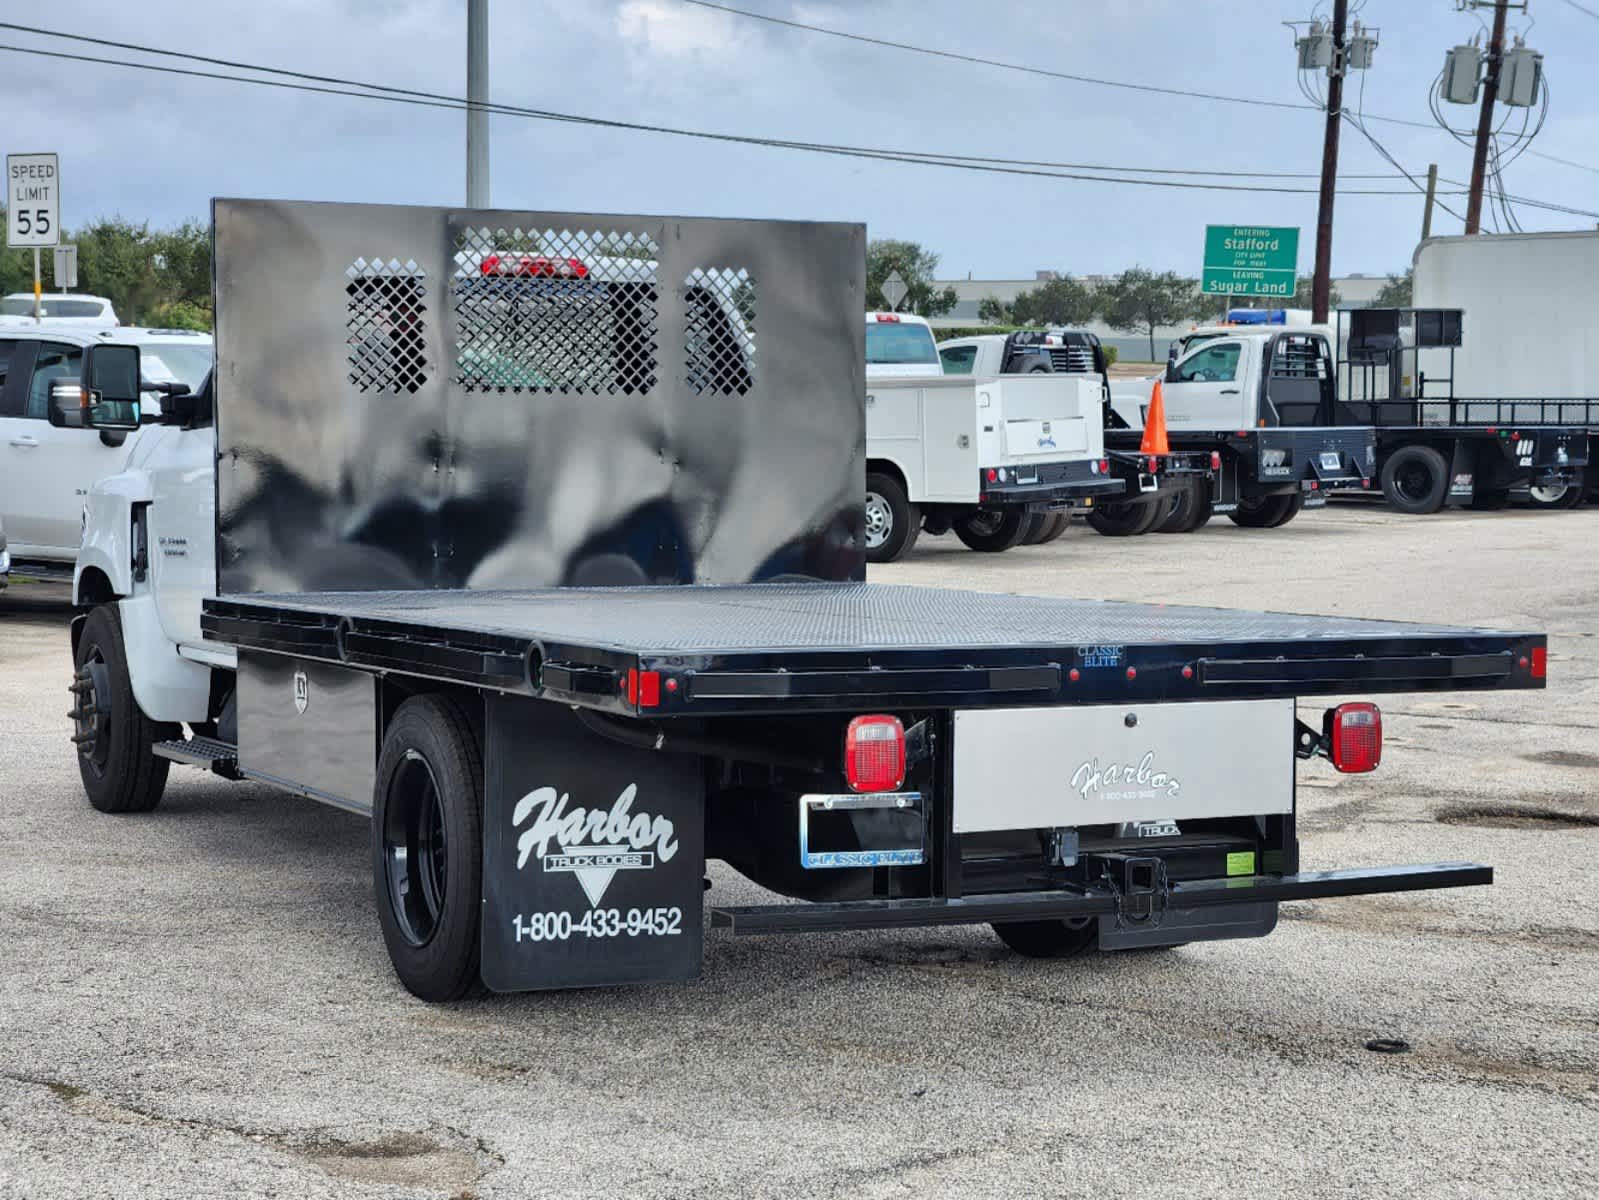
xmin=864 ymin=472 xmax=921 ymax=563
xmin=1379 ymin=445 xmax=1449 ymax=514
xmin=1087 ymin=497 xmax=1162 ymax=537
xmin=993 ymin=917 xmax=1097 ymax=959
xmin=1034 ymin=511 xmax=1071 ymax=544
xmin=1229 ymin=492 xmax=1302 ymax=528
xmin=72 ymin=604 xmax=175 ymax=814
xmin=953 ymin=509 xmax=1029 ymax=552
xmin=372 ymin=693 xmax=485 ymax=1002
xmin=1021 ymin=511 xmax=1067 ymax=545
xmin=1155 ymin=478 xmax=1210 ymax=534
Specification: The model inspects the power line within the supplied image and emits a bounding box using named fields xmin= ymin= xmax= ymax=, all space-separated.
xmin=677 ymin=0 xmax=1316 ymax=113
xmin=1559 ymin=0 xmax=1599 ymax=21
xmin=683 ymin=0 xmax=1599 ymax=178
xmin=0 ymin=35 xmax=1452 ymax=198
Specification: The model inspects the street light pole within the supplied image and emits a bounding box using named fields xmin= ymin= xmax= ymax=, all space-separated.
xmin=466 ymin=0 xmax=490 ymax=208
xmin=1464 ymin=0 xmax=1509 ymax=235
xmin=1310 ymin=0 xmax=1348 ymax=326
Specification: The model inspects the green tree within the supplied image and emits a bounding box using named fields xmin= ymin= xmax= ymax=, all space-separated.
xmin=1370 ymin=269 xmax=1413 ymax=308
xmin=1010 ymin=274 xmax=1098 ymax=328
xmin=1287 ymin=276 xmax=1343 ymax=311
xmin=866 ymin=239 xmax=957 ymax=318
xmin=977 ymin=295 xmax=1012 ymax=324
xmin=1099 ymin=268 xmax=1208 ymax=360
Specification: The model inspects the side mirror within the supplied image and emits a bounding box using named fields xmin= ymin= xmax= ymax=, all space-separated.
xmin=1164 ymin=362 xmax=1180 ymax=384
xmin=85 ymin=344 xmax=143 ymax=430
xmin=48 ymin=344 xmax=145 ymax=431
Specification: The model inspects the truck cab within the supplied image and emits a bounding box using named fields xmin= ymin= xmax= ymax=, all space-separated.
xmin=0 ymin=327 xmax=213 ymax=580
xmin=864 ymin=311 xmax=942 ymax=380
xmin=1105 ymin=328 xmax=1374 ymax=529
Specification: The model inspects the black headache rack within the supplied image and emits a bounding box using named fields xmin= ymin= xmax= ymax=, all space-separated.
xmin=1335 ymin=305 xmax=1595 ymax=452
xmin=202 ymin=583 xmax=1546 ymax=718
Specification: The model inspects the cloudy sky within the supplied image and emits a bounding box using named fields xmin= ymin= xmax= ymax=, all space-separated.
xmin=7 ymin=0 xmax=1598 ymax=280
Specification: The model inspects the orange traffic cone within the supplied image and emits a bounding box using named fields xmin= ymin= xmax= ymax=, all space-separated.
xmin=1140 ymin=378 xmax=1170 ymax=456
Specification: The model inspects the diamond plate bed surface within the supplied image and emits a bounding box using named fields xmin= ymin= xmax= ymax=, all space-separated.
xmin=214 ymin=583 xmax=1499 ymax=655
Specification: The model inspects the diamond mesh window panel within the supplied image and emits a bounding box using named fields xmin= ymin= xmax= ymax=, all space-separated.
xmin=346 ymin=258 xmax=430 ymax=394
xmin=451 ymin=227 xmax=659 ymax=394
xmin=685 ymin=268 xmax=756 ymax=395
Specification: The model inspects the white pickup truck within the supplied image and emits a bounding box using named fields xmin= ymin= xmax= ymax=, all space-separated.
xmin=0 ymin=326 xmax=213 ymax=582
xmin=864 ymin=314 xmax=1121 ymax=560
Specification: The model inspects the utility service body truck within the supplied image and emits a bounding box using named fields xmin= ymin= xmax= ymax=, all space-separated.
xmin=60 ymin=200 xmax=1538 ymax=1002
xmin=941 ymin=330 xmax=1219 ymax=538
xmin=863 ymin=315 xmax=1121 ymax=560
xmin=1108 ymin=326 xmax=1376 ymax=532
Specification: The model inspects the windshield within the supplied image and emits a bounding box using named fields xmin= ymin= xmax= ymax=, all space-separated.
xmin=866 ymin=322 xmax=938 ymax=365
xmin=137 ymin=345 xmax=215 ymax=391
xmin=0 ymin=297 xmax=106 ymax=318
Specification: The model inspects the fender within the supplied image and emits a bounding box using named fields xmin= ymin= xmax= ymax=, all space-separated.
xmin=74 ymin=468 xmax=153 ymax=605
xmin=116 ymin=593 xmax=213 ymax=723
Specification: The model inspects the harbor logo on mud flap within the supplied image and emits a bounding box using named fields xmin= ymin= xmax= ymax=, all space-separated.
xmin=512 ymin=784 xmax=679 ymax=908
xmin=482 ymin=693 xmax=705 ymax=992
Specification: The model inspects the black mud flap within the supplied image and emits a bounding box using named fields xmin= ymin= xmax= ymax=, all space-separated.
xmin=481 ymin=695 xmax=705 ymax=992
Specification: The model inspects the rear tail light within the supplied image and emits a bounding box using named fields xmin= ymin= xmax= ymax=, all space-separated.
xmin=845 ymin=715 xmax=906 ymax=793
xmin=1210 ymin=451 xmax=1222 ymax=470
xmin=1099 ymin=458 xmax=1110 ymax=475
xmin=986 ymin=468 xmax=998 ymax=482
xmin=1530 ymin=646 xmax=1547 ymax=678
xmin=1147 ymin=455 xmax=1158 ymax=474
xmin=1325 ymin=702 xmax=1381 ymax=773
xmin=479 ymin=253 xmax=589 ymax=278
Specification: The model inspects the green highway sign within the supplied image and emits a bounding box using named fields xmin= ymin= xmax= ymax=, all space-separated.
xmin=1201 ymin=225 xmax=1300 ymax=297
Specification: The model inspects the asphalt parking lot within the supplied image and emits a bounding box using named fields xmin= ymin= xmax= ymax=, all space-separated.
xmin=1 ymin=502 xmax=1595 ymax=1200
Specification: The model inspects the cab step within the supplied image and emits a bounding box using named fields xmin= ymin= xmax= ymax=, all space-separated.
xmin=153 ymin=735 xmax=240 ymax=779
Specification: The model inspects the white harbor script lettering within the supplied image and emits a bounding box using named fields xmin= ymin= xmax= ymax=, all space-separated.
xmin=1070 ymin=752 xmax=1181 ymax=801
xmin=512 ymin=784 xmax=679 ymax=871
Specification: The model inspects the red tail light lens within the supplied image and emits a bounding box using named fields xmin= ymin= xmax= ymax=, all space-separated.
xmin=1099 ymin=458 xmax=1110 ymax=474
xmin=845 ymin=715 xmax=906 ymax=793
xmin=1530 ymin=646 xmax=1547 ymax=678
xmin=1325 ymin=702 xmax=1381 ymax=773
xmin=1210 ymin=451 xmax=1222 ymax=470
xmin=1147 ymin=455 xmax=1158 ymax=474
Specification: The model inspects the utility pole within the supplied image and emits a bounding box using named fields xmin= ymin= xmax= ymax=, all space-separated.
xmin=466 ymin=0 xmax=490 ymax=208
xmin=1421 ymin=163 xmax=1439 ymax=240
xmin=1310 ymin=0 xmax=1348 ymax=326
xmin=1464 ymin=0 xmax=1509 ymax=234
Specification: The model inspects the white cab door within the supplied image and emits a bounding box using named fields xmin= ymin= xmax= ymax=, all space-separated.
xmin=1161 ymin=339 xmax=1253 ymax=431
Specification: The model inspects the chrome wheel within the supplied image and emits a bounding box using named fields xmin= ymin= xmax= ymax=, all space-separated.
xmin=1528 ymin=483 xmax=1570 ymax=505
xmin=863 ymin=490 xmax=894 ymax=551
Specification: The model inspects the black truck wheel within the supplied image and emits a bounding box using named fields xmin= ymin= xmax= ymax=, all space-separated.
xmin=1155 ymin=479 xmax=1210 ymax=534
xmin=1379 ymin=445 xmax=1449 ymax=514
xmin=71 ymin=604 xmax=175 ymax=814
xmin=1035 ymin=512 xmax=1071 ymax=544
xmin=373 ymin=693 xmax=485 ymax=1002
xmin=1087 ymin=497 xmax=1162 ymax=537
xmin=953 ymin=509 xmax=1029 ymax=552
xmin=864 ymin=472 xmax=921 ymax=563
xmin=992 ymin=917 xmax=1097 ymax=958
xmin=1228 ymin=493 xmax=1303 ymax=528
xmin=1021 ymin=511 xmax=1067 ymax=545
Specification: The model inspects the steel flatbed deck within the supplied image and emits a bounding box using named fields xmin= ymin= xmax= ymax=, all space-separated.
xmin=203 ymin=583 xmax=1545 ymax=716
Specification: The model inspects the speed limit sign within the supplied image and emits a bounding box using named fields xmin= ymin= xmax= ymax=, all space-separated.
xmin=7 ymin=153 xmax=60 ymax=247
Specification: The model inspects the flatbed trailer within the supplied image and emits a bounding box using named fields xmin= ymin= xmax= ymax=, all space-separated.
xmin=59 ymin=200 xmax=1541 ymax=1003
xmin=1336 ymin=307 xmax=1591 ymax=512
